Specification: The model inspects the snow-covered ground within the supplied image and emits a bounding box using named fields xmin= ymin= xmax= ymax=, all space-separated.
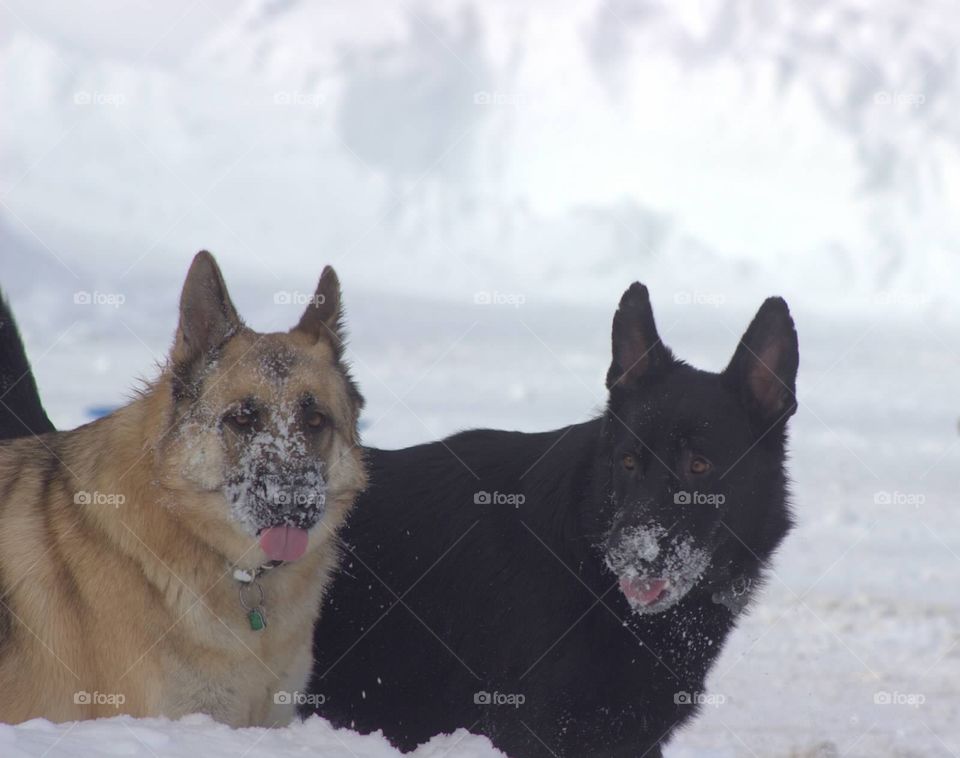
xmin=0 ymin=715 xmax=503 ymax=757
xmin=2 ymin=0 xmax=959 ymax=755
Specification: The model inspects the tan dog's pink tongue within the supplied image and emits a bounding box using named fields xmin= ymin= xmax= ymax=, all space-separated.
xmin=259 ymin=527 xmax=309 ymax=562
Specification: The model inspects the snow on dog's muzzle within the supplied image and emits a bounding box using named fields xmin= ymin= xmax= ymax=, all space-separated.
xmin=604 ymin=524 xmax=711 ymax=614
xmin=226 ymin=464 xmax=328 ymax=559
xmin=253 ymin=472 xmax=327 ymax=562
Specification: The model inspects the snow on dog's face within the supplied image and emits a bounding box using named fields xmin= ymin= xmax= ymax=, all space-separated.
xmin=595 ymin=283 xmax=798 ymax=615
xmin=159 ymin=252 xmax=367 ymax=565
xmin=603 ymin=523 xmax=712 ymax=615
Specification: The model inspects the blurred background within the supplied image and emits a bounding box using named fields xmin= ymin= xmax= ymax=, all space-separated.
xmin=2 ymin=1 xmax=959 ymax=755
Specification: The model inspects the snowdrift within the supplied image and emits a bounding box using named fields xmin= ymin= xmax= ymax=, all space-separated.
xmin=0 ymin=714 xmax=505 ymax=758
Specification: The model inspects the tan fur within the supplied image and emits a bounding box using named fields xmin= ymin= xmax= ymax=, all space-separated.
xmin=0 ymin=253 xmax=367 ymax=726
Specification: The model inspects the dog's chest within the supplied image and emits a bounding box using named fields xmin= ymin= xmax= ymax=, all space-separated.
xmin=154 ymin=574 xmax=319 ymax=727
xmin=163 ymin=648 xmax=305 ymax=726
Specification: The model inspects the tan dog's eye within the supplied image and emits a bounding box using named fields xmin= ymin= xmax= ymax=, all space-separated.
xmin=305 ymin=410 xmax=327 ymax=430
xmin=622 ymin=453 xmax=636 ymax=471
xmin=225 ymin=409 xmax=256 ymax=431
xmin=690 ymin=456 xmax=712 ymax=475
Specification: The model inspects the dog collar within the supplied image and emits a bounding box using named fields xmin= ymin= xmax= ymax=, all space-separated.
xmin=231 ymin=560 xmax=284 ymax=584
xmin=232 ymin=560 xmax=284 ymax=631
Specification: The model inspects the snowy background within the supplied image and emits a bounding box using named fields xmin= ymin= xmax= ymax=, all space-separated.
xmin=2 ymin=0 xmax=959 ymax=755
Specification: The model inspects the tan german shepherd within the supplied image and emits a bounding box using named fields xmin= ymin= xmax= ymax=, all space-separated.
xmin=0 ymin=251 xmax=367 ymax=726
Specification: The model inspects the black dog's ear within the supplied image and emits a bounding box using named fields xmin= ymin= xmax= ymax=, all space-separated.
xmin=724 ymin=297 xmax=798 ymax=429
xmin=171 ymin=251 xmax=243 ymax=394
xmin=605 ymin=283 xmax=672 ymax=391
xmin=292 ymin=266 xmax=344 ymax=355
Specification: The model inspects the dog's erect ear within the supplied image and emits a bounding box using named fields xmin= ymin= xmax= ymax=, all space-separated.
xmin=292 ymin=266 xmax=344 ymax=353
xmin=606 ymin=282 xmax=672 ymax=391
xmin=724 ymin=297 xmax=799 ymax=430
xmin=171 ymin=251 xmax=242 ymax=383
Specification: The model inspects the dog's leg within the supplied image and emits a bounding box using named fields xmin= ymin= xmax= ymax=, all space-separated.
xmin=256 ymin=642 xmax=313 ymax=727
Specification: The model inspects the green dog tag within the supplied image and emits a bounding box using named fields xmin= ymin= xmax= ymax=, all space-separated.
xmin=248 ymin=608 xmax=266 ymax=631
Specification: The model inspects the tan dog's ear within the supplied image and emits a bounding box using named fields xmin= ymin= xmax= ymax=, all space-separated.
xmin=293 ymin=266 xmax=343 ymax=354
xmin=171 ymin=251 xmax=242 ymax=397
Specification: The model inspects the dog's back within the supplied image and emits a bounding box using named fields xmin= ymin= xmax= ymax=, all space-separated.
xmin=0 ymin=299 xmax=188 ymax=721
xmin=0 ymin=413 xmax=173 ymax=721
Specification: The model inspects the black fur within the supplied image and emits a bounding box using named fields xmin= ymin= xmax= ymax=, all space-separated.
xmin=0 ymin=285 xmax=798 ymax=756
xmin=0 ymin=294 xmax=54 ymax=440
xmin=305 ymin=284 xmax=799 ymax=756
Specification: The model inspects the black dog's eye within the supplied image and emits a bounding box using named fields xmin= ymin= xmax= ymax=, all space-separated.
xmin=305 ymin=409 xmax=327 ymax=430
xmin=622 ymin=453 xmax=637 ymax=471
xmin=690 ymin=455 xmax=712 ymax=475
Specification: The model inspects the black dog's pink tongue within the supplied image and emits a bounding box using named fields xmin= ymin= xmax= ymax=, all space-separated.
xmin=620 ymin=576 xmax=669 ymax=606
xmin=259 ymin=527 xmax=309 ymax=562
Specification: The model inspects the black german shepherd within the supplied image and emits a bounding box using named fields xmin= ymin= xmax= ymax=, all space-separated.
xmin=0 ymin=283 xmax=798 ymax=756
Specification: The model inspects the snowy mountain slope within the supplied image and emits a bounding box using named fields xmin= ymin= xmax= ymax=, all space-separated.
xmin=2 ymin=0 xmax=959 ymax=316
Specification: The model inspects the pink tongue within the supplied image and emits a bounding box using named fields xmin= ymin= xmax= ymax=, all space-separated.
xmin=259 ymin=527 xmax=309 ymax=562
xmin=620 ymin=576 xmax=669 ymax=606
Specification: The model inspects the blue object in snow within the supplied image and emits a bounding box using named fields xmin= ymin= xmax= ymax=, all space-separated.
xmin=86 ymin=405 xmax=119 ymax=420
